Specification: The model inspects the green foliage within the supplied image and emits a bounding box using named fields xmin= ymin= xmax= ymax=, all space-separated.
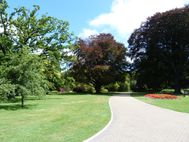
xmin=161 ymin=89 xmax=175 ymax=94
xmin=130 ymin=80 xmax=137 ymax=91
xmin=73 ymin=83 xmax=96 ymax=94
xmin=105 ymin=83 xmax=117 ymax=92
xmin=0 ymin=1 xmax=75 ymax=91
xmin=0 ymin=84 xmax=16 ymax=101
xmin=118 ymin=81 xmax=130 ymax=92
xmin=61 ymin=72 xmax=76 ymax=92
xmin=10 ymin=48 xmax=48 ymax=94
xmin=100 ymin=87 xmax=109 ymax=93
xmin=0 ymin=48 xmax=48 ymax=106
xmin=44 ymin=60 xmax=63 ymax=90
xmin=105 ymin=81 xmax=131 ymax=92
xmin=0 ymin=1 xmax=75 ymax=106
xmin=9 ymin=6 xmax=74 ymax=90
xmin=114 ymin=82 xmax=120 ymax=91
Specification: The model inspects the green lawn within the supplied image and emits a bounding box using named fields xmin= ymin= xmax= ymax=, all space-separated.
xmin=131 ymin=92 xmax=189 ymax=113
xmin=0 ymin=93 xmax=111 ymax=142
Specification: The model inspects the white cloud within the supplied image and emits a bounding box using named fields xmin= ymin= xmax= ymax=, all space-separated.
xmin=78 ymin=28 xmax=98 ymax=39
xmin=0 ymin=28 xmax=3 ymax=33
xmin=0 ymin=24 xmax=4 ymax=33
xmin=80 ymin=0 xmax=187 ymax=41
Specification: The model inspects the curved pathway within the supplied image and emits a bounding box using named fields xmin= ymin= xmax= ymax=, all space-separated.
xmin=85 ymin=93 xmax=189 ymax=142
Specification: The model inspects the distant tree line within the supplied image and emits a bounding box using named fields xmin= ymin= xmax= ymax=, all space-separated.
xmin=1 ymin=0 xmax=189 ymax=107
xmin=71 ymin=5 xmax=189 ymax=95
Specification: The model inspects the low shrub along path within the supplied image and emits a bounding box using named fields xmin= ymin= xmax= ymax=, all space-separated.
xmin=86 ymin=93 xmax=189 ymax=142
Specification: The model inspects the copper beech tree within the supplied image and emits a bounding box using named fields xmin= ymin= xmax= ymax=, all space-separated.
xmin=128 ymin=6 xmax=189 ymax=93
xmin=71 ymin=33 xmax=128 ymax=93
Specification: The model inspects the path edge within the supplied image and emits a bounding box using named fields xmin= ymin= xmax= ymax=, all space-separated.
xmin=83 ymin=97 xmax=113 ymax=142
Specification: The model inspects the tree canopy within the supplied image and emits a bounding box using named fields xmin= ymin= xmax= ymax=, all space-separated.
xmin=71 ymin=33 xmax=128 ymax=92
xmin=0 ymin=0 xmax=74 ymax=106
xmin=128 ymin=6 xmax=189 ymax=93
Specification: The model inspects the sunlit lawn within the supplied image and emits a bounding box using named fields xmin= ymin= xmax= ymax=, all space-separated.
xmin=131 ymin=92 xmax=189 ymax=113
xmin=0 ymin=93 xmax=111 ymax=142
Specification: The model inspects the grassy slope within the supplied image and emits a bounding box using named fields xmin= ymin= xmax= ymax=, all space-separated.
xmin=0 ymin=94 xmax=110 ymax=142
xmin=131 ymin=92 xmax=189 ymax=113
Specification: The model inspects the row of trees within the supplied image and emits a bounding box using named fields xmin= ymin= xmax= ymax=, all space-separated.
xmin=1 ymin=0 xmax=189 ymax=106
xmin=70 ymin=5 xmax=189 ymax=94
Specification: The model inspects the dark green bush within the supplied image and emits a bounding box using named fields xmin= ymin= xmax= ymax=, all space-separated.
xmin=105 ymin=81 xmax=131 ymax=92
xmin=105 ymin=82 xmax=120 ymax=92
xmin=100 ymin=87 xmax=109 ymax=93
xmin=118 ymin=82 xmax=130 ymax=92
xmin=73 ymin=83 xmax=96 ymax=93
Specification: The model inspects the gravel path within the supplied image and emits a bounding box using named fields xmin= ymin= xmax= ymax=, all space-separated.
xmin=85 ymin=94 xmax=189 ymax=142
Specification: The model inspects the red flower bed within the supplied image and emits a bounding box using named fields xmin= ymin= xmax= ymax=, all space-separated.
xmin=145 ymin=94 xmax=178 ymax=99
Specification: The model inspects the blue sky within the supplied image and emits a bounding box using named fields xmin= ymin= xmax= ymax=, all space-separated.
xmin=7 ymin=0 xmax=112 ymax=37
xmin=7 ymin=0 xmax=189 ymax=45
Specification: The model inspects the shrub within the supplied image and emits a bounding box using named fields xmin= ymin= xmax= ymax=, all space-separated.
xmin=105 ymin=81 xmax=131 ymax=92
xmin=100 ymin=87 xmax=109 ymax=93
xmin=118 ymin=82 xmax=130 ymax=92
xmin=161 ymin=89 xmax=175 ymax=94
xmin=62 ymin=76 xmax=76 ymax=92
xmin=105 ymin=82 xmax=120 ymax=92
xmin=73 ymin=83 xmax=96 ymax=93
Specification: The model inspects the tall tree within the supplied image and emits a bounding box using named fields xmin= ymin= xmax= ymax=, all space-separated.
xmin=71 ymin=33 xmax=128 ymax=93
xmin=128 ymin=6 xmax=189 ymax=93
xmin=0 ymin=0 xmax=74 ymax=105
xmin=0 ymin=0 xmax=75 ymax=90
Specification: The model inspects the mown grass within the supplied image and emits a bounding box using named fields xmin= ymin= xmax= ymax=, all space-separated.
xmin=131 ymin=92 xmax=189 ymax=113
xmin=0 ymin=93 xmax=111 ymax=142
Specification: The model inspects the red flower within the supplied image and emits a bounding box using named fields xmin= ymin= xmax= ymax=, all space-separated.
xmin=145 ymin=94 xmax=177 ymax=99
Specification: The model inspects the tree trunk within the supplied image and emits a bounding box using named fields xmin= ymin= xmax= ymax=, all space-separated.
xmin=174 ymin=87 xmax=181 ymax=94
xmin=173 ymin=71 xmax=182 ymax=94
xmin=174 ymin=82 xmax=181 ymax=94
xmin=94 ymin=84 xmax=101 ymax=93
xmin=21 ymin=94 xmax=24 ymax=108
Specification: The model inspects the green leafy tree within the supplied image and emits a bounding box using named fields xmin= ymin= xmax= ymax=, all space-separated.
xmin=71 ymin=33 xmax=128 ymax=93
xmin=0 ymin=0 xmax=75 ymax=106
xmin=0 ymin=48 xmax=47 ymax=107
xmin=128 ymin=6 xmax=189 ymax=93
xmin=0 ymin=0 xmax=75 ymax=90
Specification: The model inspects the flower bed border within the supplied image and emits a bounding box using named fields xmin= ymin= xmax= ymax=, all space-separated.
xmin=145 ymin=94 xmax=178 ymax=99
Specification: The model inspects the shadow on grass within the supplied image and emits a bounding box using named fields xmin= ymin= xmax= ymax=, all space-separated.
xmin=50 ymin=92 xmax=114 ymax=96
xmin=6 ymin=96 xmax=45 ymax=104
xmin=0 ymin=104 xmax=37 ymax=111
xmin=58 ymin=92 xmax=141 ymax=97
xmin=129 ymin=92 xmax=147 ymax=97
